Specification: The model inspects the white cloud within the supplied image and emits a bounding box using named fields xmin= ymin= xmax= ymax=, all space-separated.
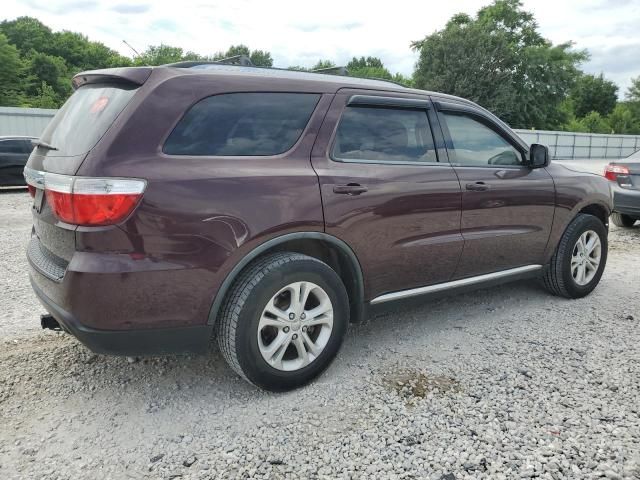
xmin=3 ymin=0 xmax=640 ymax=96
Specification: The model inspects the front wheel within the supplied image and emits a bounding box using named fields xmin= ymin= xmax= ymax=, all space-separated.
xmin=542 ymin=213 xmax=608 ymax=298
xmin=611 ymin=212 xmax=637 ymax=228
xmin=216 ymin=252 xmax=349 ymax=391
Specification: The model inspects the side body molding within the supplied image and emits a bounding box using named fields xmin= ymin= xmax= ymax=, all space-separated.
xmin=206 ymin=232 xmax=366 ymax=325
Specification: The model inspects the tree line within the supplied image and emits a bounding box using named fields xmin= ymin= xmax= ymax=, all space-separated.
xmin=1 ymin=0 xmax=639 ymax=134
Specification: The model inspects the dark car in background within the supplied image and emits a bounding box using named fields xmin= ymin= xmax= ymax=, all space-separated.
xmin=604 ymin=150 xmax=640 ymax=227
xmin=0 ymin=136 xmax=35 ymax=186
xmin=24 ymin=63 xmax=613 ymax=391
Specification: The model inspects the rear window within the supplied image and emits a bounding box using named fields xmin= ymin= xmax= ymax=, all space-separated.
xmin=163 ymin=93 xmax=320 ymax=156
xmin=39 ymin=84 xmax=137 ymax=157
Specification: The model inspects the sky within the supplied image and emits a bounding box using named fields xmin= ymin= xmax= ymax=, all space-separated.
xmin=3 ymin=0 xmax=640 ymax=97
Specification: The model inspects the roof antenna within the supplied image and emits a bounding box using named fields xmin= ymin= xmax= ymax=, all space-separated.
xmin=122 ymin=40 xmax=140 ymax=57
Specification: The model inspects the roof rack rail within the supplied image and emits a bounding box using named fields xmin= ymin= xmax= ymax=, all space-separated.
xmin=164 ymin=55 xmax=255 ymax=68
xmin=163 ymin=59 xmax=408 ymax=88
xmin=215 ymin=55 xmax=255 ymax=66
xmin=311 ymin=66 xmax=349 ymax=76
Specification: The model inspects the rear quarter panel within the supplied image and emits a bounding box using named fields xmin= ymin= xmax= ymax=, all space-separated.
xmin=67 ymin=72 xmax=333 ymax=330
xmin=543 ymin=162 xmax=613 ymax=262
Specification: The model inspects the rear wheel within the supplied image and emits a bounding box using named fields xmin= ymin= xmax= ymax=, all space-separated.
xmin=611 ymin=212 xmax=637 ymax=228
xmin=216 ymin=252 xmax=349 ymax=391
xmin=542 ymin=214 xmax=608 ymax=298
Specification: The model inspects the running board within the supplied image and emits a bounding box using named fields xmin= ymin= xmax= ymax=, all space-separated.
xmin=370 ymin=265 xmax=543 ymax=305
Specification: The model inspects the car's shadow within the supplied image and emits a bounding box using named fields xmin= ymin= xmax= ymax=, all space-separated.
xmin=11 ymin=279 xmax=549 ymax=408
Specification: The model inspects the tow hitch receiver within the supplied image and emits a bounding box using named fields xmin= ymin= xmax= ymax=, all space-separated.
xmin=41 ymin=314 xmax=62 ymax=331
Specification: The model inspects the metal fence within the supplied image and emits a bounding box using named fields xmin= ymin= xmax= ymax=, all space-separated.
xmin=0 ymin=107 xmax=57 ymax=137
xmin=1 ymin=107 xmax=639 ymax=160
xmin=514 ymin=129 xmax=640 ymax=160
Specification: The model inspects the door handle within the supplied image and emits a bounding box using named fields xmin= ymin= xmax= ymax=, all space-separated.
xmin=465 ymin=182 xmax=490 ymax=192
xmin=333 ymin=184 xmax=368 ymax=195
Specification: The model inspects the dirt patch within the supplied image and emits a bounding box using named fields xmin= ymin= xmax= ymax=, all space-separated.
xmin=382 ymin=367 xmax=459 ymax=402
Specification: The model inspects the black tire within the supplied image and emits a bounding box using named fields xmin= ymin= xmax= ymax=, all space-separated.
xmin=542 ymin=213 xmax=608 ymax=299
xmin=610 ymin=212 xmax=637 ymax=228
xmin=216 ymin=252 xmax=349 ymax=391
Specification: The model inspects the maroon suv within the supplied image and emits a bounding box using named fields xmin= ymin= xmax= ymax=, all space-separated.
xmin=25 ymin=63 xmax=612 ymax=391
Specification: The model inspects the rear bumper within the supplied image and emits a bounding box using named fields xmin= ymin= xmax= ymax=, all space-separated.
xmin=612 ymin=184 xmax=640 ymax=217
xmin=30 ymin=275 xmax=212 ymax=356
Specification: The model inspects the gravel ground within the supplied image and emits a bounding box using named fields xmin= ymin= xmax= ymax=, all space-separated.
xmin=1 ymin=189 xmax=639 ymax=480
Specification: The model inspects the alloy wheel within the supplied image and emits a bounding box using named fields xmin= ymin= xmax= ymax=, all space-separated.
xmin=257 ymin=281 xmax=334 ymax=371
xmin=571 ymin=230 xmax=601 ymax=286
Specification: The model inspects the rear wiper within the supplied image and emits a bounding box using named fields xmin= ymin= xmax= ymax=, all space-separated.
xmin=31 ymin=140 xmax=58 ymax=151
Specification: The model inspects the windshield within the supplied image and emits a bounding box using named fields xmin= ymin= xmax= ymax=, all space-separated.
xmin=38 ymin=84 xmax=137 ymax=157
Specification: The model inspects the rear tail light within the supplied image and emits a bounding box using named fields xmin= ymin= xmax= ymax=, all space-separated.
xmin=604 ymin=163 xmax=630 ymax=181
xmin=24 ymin=168 xmax=146 ymax=226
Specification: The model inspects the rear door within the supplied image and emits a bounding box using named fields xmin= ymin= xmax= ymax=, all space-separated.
xmin=311 ymin=91 xmax=463 ymax=300
xmin=434 ymin=101 xmax=556 ymax=278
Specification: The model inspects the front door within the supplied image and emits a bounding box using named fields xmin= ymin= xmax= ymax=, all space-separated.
xmin=435 ymin=103 xmax=556 ymax=278
xmin=311 ymin=91 xmax=463 ymax=300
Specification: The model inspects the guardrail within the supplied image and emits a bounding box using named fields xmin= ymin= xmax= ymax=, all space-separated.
xmin=514 ymin=129 xmax=640 ymax=160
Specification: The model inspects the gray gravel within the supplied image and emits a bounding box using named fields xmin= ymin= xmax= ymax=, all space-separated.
xmin=1 ymin=189 xmax=639 ymax=479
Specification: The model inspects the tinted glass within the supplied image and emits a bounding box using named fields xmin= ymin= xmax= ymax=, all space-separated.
xmin=443 ymin=113 xmax=522 ymax=166
xmin=0 ymin=140 xmax=25 ymax=154
xmin=21 ymin=140 xmax=34 ymax=154
xmin=332 ymin=106 xmax=437 ymax=163
xmin=164 ymin=93 xmax=321 ymax=156
xmin=39 ymin=84 xmax=138 ymax=157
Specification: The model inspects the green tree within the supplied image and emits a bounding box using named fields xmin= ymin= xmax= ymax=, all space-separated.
xmin=412 ymin=0 xmax=587 ymax=129
xmin=311 ymin=60 xmax=336 ymax=70
xmin=347 ymin=56 xmax=393 ymax=81
xmin=49 ymin=30 xmax=131 ymax=70
xmin=578 ymin=111 xmax=611 ymax=133
xmin=0 ymin=32 xmax=24 ymax=106
xmin=26 ymin=51 xmax=70 ymax=99
xmin=607 ymin=104 xmax=640 ymax=134
xmin=0 ymin=17 xmax=52 ymax=55
xmin=347 ymin=56 xmax=385 ymax=70
xmin=570 ymin=73 xmax=618 ymax=117
xmin=28 ymin=81 xmax=59 ymax=109
xmin=213 ymin=45 xmax=273 ymax=67
xmin=627 ymin=76 xmax=640 ymax=102
xmin=134 ymin=44 xmax=188 ymax=65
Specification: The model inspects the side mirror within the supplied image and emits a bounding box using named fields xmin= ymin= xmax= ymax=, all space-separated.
xmin=529 ymin=143 xmax=550 ymax=168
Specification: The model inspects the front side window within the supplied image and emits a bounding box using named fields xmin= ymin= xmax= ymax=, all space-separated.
xmin=164 ymin=93 xmax=320 ymax=156
xmin=332 ymin=106 xmax=437 ymax=163
xmin=442 ymin=113 xmax=523 ymax=166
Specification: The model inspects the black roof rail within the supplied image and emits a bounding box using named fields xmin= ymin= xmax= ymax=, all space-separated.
xmin=164 ymin=55 xmax=255 ymax=68
xmin=215 ymin=55 xmax=255 ymax=66
xmin=311 ymin=66 xmax=349 ymax=75
xmin=162 ymin=59 xmax=408 ymax=88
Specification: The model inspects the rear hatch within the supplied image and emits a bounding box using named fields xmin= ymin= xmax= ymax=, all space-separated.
xmin=25 ymin=70 xmax=148 ymax=279
xmin=606 ymin=159 xmax=640 ymax=190
xmin=619 ymin=160 xmax=640 ymax=190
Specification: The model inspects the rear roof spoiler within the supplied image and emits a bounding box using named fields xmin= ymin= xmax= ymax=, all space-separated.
xmin=72 ymin=67 xmax=152 ymax=90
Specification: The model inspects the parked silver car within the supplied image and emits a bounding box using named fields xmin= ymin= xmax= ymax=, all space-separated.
xmin=604 ymin=149 xmax=640 ymax=227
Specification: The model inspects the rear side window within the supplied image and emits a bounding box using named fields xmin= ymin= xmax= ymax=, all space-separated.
xmin=164 ymin=93 xmax=321 ymax=156
xmin=332 ymin=106 xmax=437 ymax=163
xmin=39 ymin=84 xmax=137 ymax=157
